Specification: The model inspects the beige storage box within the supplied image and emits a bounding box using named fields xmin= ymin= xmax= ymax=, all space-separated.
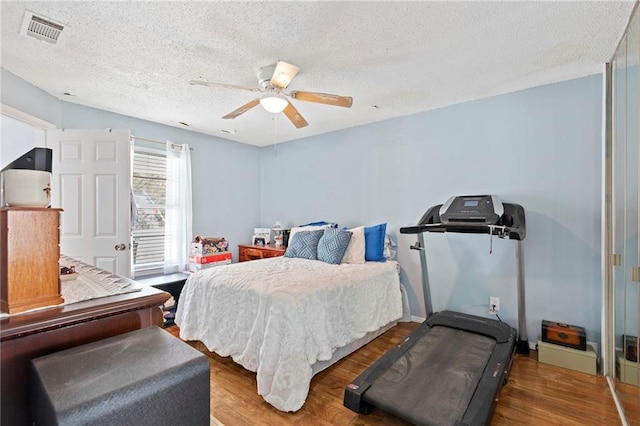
xmin=537 ymin=340 xmax=597 ymax=375
xmin=617 ymin=352 xmax=639 ymax=386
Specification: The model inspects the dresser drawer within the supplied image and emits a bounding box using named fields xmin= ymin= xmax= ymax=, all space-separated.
xmin=243 ymin=248 xmax=265 ymax=260
xmin=238 ymin=244 xmax=286 ymax=262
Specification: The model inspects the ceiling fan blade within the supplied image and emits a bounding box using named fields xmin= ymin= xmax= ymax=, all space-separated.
xmin=222 ymin=99 xmax=260 ymax=119
xmin=282 ymin=102 xmax=309 ymax=128
xmin=190 ymin=80 xmax=261 ymax=92
xmin=270 ymin=61 xmax=300 ymax=89
xmin=289 ymin=91 xmax=353 ymax=108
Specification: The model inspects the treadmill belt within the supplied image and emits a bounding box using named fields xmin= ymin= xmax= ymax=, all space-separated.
xmin=364 ymin=326 xmax=496 ymax=426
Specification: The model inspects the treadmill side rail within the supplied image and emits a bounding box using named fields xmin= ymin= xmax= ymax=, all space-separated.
xmin=343 ymin=382 xmax=372 ymax=414
xmin=460 ymin=326 xmax=517 ymax=425
xmin=343 ymin=321 xmax=433 ymax=414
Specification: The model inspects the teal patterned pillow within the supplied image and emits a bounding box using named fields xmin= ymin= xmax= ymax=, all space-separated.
xmin=317 ymin=228 xmax=352 ymax=264
xmin=283 ymin=229 xmax=324 ymax=260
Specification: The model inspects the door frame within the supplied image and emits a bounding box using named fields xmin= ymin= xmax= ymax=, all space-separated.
xmin=0 ymin=104 xmax=56 ymax=130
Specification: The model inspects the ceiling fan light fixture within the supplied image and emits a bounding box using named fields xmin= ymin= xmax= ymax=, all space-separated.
xmin=260 ymin=93 xmax=288 ymax=113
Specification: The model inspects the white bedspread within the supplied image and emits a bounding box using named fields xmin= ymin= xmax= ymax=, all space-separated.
xmin=175 ymin=256 xmax=403 ymax=412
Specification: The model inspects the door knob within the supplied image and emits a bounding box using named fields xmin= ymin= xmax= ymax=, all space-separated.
xmin=114 ymin=243 xmax=126 ymax=251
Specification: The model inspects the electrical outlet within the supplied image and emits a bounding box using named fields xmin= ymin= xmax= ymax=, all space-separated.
xmin=489 ymin=296 xmax=500 ymax=313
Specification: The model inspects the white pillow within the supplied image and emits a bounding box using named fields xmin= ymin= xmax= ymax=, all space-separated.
xmin=341 ymin=226 xmax=365 ymax=264
xmin=288 ymin=225 xmax=332 ymax=248
xmin=383 ymin=233 xmax=397 ymax=260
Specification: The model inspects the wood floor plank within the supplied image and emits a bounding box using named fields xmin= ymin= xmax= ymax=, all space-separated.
xmin=165 ymin=323 xmax=638 ymax=425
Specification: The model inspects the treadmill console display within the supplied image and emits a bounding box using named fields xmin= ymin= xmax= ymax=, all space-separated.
xmin=439 ymin=195 xmax=504 ymax=225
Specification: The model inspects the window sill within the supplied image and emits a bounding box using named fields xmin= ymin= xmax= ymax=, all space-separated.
xmin=135 ymin=272 xmax=189 ymax=287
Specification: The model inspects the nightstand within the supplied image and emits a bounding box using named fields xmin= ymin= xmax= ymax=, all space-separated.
xmin=238 ymin=244 xmax=286 ymax=262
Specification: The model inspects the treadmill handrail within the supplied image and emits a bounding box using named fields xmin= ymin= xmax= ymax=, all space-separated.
xmin=400 ymin=201 xmax=526 ymax=241
xmin=400 ymin=223 xmax=520 ymax=238
xmin=398 ymin=224 xmax=445 ymax=234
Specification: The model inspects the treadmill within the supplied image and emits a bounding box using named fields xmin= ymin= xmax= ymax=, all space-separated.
xmin=344 ymin=195 xmax=527 ymax=426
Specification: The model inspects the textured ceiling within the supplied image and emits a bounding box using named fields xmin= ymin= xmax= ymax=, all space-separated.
xmin=1 ymin=1 xmax=636 ymax=147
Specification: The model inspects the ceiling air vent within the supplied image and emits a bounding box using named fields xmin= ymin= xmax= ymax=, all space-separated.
xmin=20 ymin=11 xmax=66 ymax=44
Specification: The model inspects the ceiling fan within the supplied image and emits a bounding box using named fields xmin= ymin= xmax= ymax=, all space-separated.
xmin=190 ymin=61 xmax=353 ymax=129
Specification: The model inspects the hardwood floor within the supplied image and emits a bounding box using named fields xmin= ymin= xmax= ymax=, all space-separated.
xmin=165 ymin=323 xmax=639 ymax=425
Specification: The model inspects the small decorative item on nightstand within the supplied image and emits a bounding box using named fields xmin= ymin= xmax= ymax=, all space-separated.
xmin=272 ymin=222 xmax=284 ymax=248
xmin=273 ymin=232 xmax=283 ymax=248
xmin=282 ymin=229 xmax=291 ymax=247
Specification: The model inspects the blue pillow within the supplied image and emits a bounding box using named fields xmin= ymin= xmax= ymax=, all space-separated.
xmin=364 ymin=223 xmax=387 ymax=262
xmin=317 ymin=228 xmax=352 ymax=264
xmin=284 ymin=230 xmax=324 ymax=260
xmin=298 ymin=221 xmax=338 ymax=228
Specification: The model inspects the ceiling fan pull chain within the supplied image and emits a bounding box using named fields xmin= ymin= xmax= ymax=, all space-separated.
xmin=273 ymin=114 xmax=278 ymax=157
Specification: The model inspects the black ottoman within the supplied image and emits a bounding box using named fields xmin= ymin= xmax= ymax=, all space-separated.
xmin=30 ymin=326 xmax=210 ymax=425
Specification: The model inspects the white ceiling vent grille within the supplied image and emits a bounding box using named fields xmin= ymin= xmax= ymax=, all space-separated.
xmin=20 ymin=11 xmax=66 ymax=44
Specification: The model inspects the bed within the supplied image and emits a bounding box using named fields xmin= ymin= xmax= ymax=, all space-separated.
xmin=175 ymin=255 xmax=403 ymax=412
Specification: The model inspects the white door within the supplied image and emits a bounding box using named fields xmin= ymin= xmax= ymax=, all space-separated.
xmin=48 ymin=129 xmax=131 ymax=276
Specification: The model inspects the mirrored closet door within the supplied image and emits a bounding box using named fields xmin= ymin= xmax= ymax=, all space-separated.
xmin=607 ymin=3 xmax=639 ymax=423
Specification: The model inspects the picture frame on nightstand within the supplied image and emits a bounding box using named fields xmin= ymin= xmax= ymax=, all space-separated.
xmin=252 ymin=236 xmax=266 ymax=246
xmin=253 ymin=228 xmax=271 ymax=244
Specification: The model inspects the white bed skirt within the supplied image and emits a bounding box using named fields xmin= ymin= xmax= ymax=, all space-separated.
xmin=311 ymin=320 xmax=397 ymax=376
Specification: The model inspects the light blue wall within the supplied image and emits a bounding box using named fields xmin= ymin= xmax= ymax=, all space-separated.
xmin=1 ymin=68 xmax=61 ymax=125
xmin=260 ymin=75 xmax=604 ymax=347
xmin=1 ymin=68 xmax=262 ymax=262
xmin=2 ymin=66 xmax=605 ymax=347
xmin=1 ymin=115 xmax=41 ymax=168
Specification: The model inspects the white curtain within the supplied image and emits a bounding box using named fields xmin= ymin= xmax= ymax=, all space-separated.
xmin=164 ymin=141 xmax=192 ymax=274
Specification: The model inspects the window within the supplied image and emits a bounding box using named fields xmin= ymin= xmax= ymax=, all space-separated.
xmin=131 ymin=147 xmax=166 ymax=276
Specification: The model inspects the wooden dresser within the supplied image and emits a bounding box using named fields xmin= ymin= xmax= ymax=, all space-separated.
xmin=0 ymin=207 xmax=64 ymax=313
xmin=238 ymin=244 xmax=286 ymax=262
